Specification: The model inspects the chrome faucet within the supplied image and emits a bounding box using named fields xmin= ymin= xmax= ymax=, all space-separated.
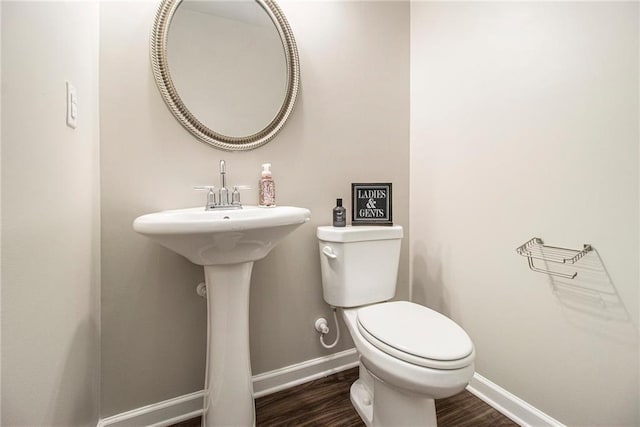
xmin=219 ymin=160 xmax=230 ymax=206
xmin=195 ymin=160 xmax=243 ymax=211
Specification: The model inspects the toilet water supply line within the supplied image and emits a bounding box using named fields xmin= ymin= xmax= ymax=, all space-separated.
xmin=315 ymin=308 xmax=340 ymax=349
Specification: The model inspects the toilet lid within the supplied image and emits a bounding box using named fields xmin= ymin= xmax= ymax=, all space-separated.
xmin=357 ymin=301 xmax=474 ymax=370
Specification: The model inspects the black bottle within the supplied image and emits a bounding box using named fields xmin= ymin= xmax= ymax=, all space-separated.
xmin=333 ymin=198 xmax=346 ymax=227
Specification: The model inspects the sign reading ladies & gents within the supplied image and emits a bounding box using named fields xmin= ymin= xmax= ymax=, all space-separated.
xmin=351 ymin=183 xmax=393 ymax=226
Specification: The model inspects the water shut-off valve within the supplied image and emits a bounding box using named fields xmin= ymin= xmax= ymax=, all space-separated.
xmin=315 ymin=318 xmax=330 ymax=334
xmin=314 ymin=309 xmax=340 ymax=349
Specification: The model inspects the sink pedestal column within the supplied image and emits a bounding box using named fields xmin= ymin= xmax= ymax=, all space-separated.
xmin=203 ymin=262 xmax=255 ymax=426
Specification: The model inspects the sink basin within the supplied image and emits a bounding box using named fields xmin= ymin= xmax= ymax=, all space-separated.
xmin=133 ymin=204 xmax=311 ymax=426
xmin=133 ymin=206 xmax=311 ymax=265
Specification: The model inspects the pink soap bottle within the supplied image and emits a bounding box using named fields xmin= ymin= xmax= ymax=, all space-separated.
xmin=258 ymin=163 xmax=276 ymax=207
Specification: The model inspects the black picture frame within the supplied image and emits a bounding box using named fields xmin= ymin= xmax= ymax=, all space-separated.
xmin=351 ymin=183 xmax=393 ymax=226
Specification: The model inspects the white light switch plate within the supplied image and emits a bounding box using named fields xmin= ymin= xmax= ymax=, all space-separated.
xmin=66 ymin=81 xmax=77 ymax=129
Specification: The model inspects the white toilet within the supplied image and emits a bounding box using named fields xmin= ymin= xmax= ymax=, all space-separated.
xmin=317 ymin=225 xmax=475 ymax=427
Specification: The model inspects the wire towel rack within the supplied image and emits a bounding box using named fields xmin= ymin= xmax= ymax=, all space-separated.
xmin=516 ymin=237 xmax=592 ymax=279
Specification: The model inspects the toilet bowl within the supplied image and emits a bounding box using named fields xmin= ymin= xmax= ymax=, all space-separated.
xmin=317 ymin=225 xmax=475 ymax=426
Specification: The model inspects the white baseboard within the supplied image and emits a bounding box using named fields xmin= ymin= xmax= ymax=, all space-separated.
xmin=99 ymin=350 xmax=563 ymax=427
xmin=467 ymin=373 xmax=566 ymax=427
xmin=97 ymin=348 xmax=359 ymax=427
xmin=96 ymin=390 xmax=205 ymax=427
xmin=253 ymin=348 xmax=359 ymax=397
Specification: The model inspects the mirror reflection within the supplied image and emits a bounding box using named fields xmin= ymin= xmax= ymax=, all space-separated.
xmin=167 ymin=0 xmax=288 ymax=137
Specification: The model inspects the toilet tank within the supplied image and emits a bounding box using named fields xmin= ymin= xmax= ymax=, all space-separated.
xmin=317 ymin=225 xmax=403 ymax=307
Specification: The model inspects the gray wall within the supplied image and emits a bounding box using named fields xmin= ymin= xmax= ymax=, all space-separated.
xmin=99 ymin=0 xmax=410 ymax=416
xmin=1 ymin=1 xmax=101 ymax=425
xmin=410 ymin=2 xmax=639 ymax=426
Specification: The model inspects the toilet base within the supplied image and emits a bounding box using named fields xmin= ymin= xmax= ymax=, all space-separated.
xmin=350 ymin=363 xmax=438 ymax=427
xmin=350 ymin=379 xmax=374 ymax=426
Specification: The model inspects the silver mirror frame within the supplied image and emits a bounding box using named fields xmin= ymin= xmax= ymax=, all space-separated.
xmin=150 ymin=0 xmax=300 ymax=151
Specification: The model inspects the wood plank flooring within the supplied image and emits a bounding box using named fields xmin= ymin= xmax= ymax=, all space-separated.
xmin=171 ymin=367 xmax=519 ymax=426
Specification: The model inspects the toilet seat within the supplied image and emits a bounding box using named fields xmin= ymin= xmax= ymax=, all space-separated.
xmin=357 ymin=301 xmax=474 ymax=370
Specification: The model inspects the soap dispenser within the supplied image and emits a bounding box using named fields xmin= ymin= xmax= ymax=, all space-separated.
xmin=259 ymin=163 xmax=275 ymax=207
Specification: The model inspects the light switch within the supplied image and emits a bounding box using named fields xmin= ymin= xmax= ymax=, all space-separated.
xmin=66 ymin=81 xmax=77 ymax=129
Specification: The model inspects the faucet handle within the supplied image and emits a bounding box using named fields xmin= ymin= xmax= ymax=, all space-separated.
xmin=231 ymin=185 xmax=251 ymax=206
xmin=194 ymin=186 xmax=216 ymax=209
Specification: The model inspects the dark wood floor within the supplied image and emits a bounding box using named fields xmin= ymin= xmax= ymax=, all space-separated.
xmin=171 ymin=368 xmax=519 ymax=426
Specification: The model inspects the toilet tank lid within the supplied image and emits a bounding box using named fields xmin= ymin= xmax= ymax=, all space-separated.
xmin=317 ymin=225 xmax=403 ymax=242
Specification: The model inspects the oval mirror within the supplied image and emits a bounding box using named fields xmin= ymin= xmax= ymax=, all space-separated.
xmin=151 ymin=0 xmax=300 ymax=151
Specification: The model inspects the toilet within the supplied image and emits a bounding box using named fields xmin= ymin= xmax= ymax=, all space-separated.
xmin=317 ymin=225 xmax=475 ymax=427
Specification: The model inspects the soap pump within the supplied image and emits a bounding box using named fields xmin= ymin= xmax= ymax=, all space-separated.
xmin=259 ymin=163 xmax=275 ymax=207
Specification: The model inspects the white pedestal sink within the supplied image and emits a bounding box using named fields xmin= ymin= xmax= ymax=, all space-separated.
xmin=133 ymin=206 xmax=311 ymax=426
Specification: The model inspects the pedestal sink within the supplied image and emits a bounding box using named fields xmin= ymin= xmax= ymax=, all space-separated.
xmin=133 ymin=206 xmax=311 ymax=426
